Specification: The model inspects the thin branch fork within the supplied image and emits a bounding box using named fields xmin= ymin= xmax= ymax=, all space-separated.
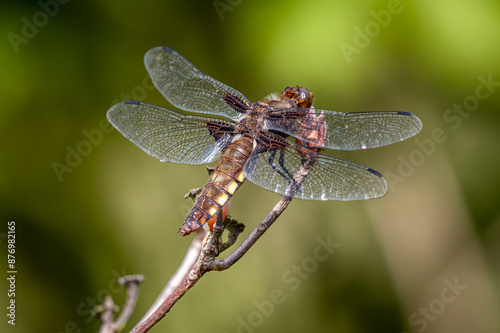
xmin=131 ymin=155 xmax=315 ymax=333
xmin=96 ymin=274 xmax=144 ymax=333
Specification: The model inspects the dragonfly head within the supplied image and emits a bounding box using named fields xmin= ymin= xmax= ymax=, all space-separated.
xmin=281 ymin=86 xmax=315 ymax=108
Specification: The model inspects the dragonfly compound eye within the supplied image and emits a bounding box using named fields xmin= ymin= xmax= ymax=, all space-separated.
xmin=298 ymin=88 xmax=314 ymax=108
xmin=281 ymin=86 xmax=314 ymax=108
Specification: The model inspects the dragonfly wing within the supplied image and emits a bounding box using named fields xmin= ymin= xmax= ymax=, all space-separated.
xmin=244 ymin=134 xmax=388 ymax=201
xmin=266 ymin=108 xmax=422 ymax=150
xmin=107 ymin=100 xmax=236 ymax=164
xmin=144 ymin=46 xmax=251 ymax=120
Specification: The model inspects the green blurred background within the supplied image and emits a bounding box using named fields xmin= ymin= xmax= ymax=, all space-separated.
xmin=1 ymin=0 xmax=500 ymax=332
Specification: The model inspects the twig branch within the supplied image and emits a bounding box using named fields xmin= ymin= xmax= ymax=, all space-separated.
xmin=114 ymin=275 xmax=145 ymax=329
xmin=95 ymin=274 xmax=144 ymax=333
xmin=137 ymin=230 xmax=204 ymax=325
xmin=98 ymin=296 xmax=117 ymax=333
xmin=131 ymin=153 xmax=316 ymax=332
xmin=213 ymin=194 xmax=292 ymax=270
xmin=213 ymin=154 xmax=314 ymax=270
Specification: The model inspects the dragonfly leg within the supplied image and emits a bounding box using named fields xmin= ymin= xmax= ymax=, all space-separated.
xmin=268 ymin=149 xmax=301 ymax=195
xmin=268 ymin=150 xmax=292 ymax=183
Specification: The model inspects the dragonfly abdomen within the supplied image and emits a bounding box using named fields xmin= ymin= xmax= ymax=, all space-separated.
xmin=178 ymin=134 xmax=253 ymax=236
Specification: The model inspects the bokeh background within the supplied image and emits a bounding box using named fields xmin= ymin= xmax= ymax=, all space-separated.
xmin=1 ymin=1 xmax=499 ymax=332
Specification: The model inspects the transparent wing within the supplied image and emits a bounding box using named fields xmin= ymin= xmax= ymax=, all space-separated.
xmin=144 ymin=46 xmax=251 ymax=120
xmin=266 ymin=108 xmax=422 ymax=150
xmin=107 ymin=100 xmax=236 ymax=165
xmin=244 ymin=135 xmax=388 ymax=201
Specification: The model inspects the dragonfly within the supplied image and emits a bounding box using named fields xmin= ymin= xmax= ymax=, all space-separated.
xmin=107 ymin=46 xmax=422 ymax=236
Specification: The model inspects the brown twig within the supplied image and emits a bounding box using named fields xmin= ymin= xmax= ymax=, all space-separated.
xmin=98 ymin=296 xmax=117 ymax=333
xmin=95 ymin=274 xmax=144 ymax=333
xmin=136 ymin=229 xmax=204 ymax=325
xmin=213 ymin=154 xmax=314 ymax=270
xmin=131 ymin=153 xmax=316 ymax=332
xmin=114 ymin=275 xmax=145 ymax=329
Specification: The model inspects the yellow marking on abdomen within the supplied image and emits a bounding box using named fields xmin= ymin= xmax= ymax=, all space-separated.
xmin=226 ymin=181 xmax=239 ymax=194
xmin=208 ymin=205 xmax=218 ymax=217
xmin=215 ymin=192 xmax=229 ymax=206
xmin=236 ymin=171 xmax=245 ymax=182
